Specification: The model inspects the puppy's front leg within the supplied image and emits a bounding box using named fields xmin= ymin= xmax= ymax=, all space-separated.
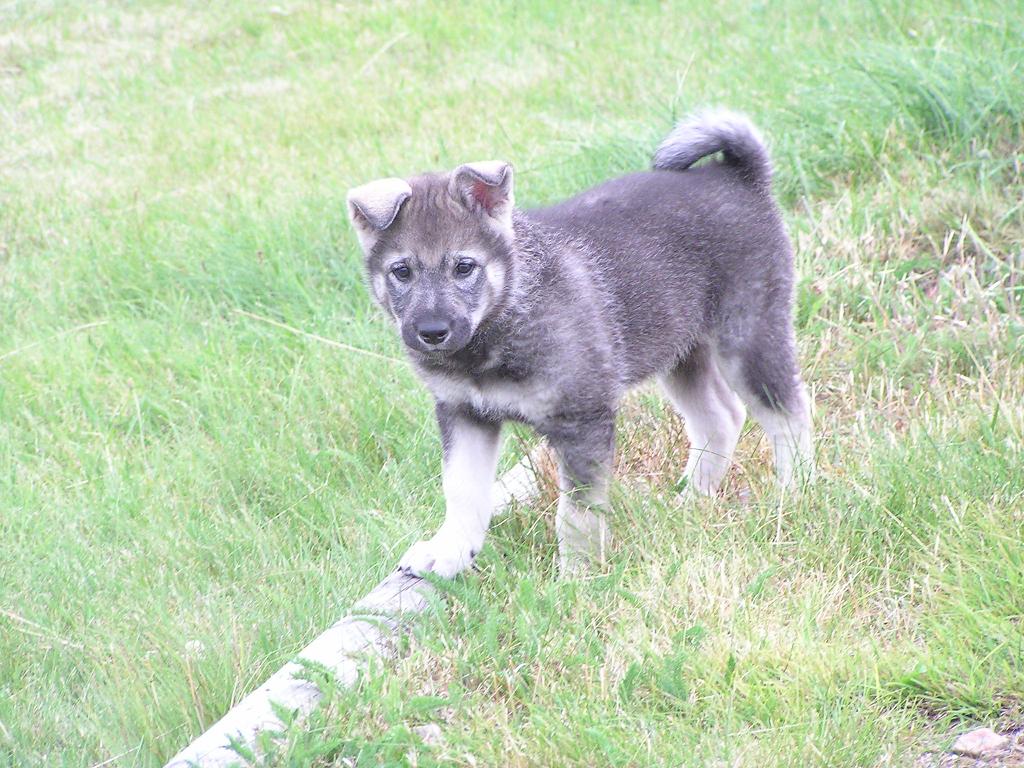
xmin=544 ymin=412 xmax=616 ymax=575
xmin=398 ymin=403 xmax=502 ymax=578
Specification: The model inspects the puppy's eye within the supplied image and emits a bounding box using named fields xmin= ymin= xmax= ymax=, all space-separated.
xmin=454 ymin=258 xmax=477 ymax=277
xmin=391 ymin=263 xmax=411 ymax=281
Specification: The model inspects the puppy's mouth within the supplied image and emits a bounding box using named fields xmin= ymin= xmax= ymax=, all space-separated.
xmin=408 ymin=340 xmax=468 ymax=358
xmin=412 ymin=345 xmax=453 ymax=356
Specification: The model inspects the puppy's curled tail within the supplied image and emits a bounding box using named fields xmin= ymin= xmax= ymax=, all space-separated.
xmin=652 ymin=109 xmax=772 ymax=189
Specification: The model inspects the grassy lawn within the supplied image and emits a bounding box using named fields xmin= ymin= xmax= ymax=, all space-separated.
xmin=1 ymin=1 xmax=1022 ymax=766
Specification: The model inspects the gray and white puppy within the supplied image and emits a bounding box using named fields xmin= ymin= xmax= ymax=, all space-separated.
xmin=347 ymin=110 xmax=813 ymax=578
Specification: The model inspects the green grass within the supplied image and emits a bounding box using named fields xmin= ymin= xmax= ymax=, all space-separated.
xmin=1 ymin=1 xmax=1022 ymax=766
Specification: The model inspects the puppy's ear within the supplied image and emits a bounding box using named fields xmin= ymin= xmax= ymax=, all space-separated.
xmin=347 ymin=177 xmax=413 ymax=253
xmin=450 ymin=161 xmax=514 ymax=237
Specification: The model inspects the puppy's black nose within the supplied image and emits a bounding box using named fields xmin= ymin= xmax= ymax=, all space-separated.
xmin=416 ymin=321 xmax=450 ymax=346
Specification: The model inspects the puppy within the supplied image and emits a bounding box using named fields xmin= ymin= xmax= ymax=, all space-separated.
xmin=347 ymin=110 xmax=813 ymax=577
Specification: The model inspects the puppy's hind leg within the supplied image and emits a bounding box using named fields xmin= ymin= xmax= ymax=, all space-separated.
xmin=716 ymin=342 xmax=813 ymax=489
xmin=659 ymin=345 xmax=746 ymax=496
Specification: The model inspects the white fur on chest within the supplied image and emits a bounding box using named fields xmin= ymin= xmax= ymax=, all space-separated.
xmin=420 ymin=369 xmax=558 ymax=423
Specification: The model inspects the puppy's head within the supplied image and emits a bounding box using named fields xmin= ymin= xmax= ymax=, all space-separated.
xmin=347 ymin=161 xmax=515 ymax=358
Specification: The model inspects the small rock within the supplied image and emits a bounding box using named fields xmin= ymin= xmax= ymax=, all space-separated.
xmin=412 ymin=723 xmax=443 ymax=746
xmin=951 ymin=727 xmax=1008 ymax=757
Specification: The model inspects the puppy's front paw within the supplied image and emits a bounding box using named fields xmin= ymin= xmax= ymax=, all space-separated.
xmin=397 ymin=533 xmax=479 ymax=579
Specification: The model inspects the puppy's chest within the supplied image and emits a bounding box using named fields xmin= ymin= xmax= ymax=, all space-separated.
xmin=420 ymin=368 xmax=558 ymax=423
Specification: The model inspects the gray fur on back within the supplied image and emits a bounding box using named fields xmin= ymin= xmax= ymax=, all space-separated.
xmin=512 ymin=111 xmax=797 ymax=416
xmin=522 ymin=163 xmax=793 ymax=402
